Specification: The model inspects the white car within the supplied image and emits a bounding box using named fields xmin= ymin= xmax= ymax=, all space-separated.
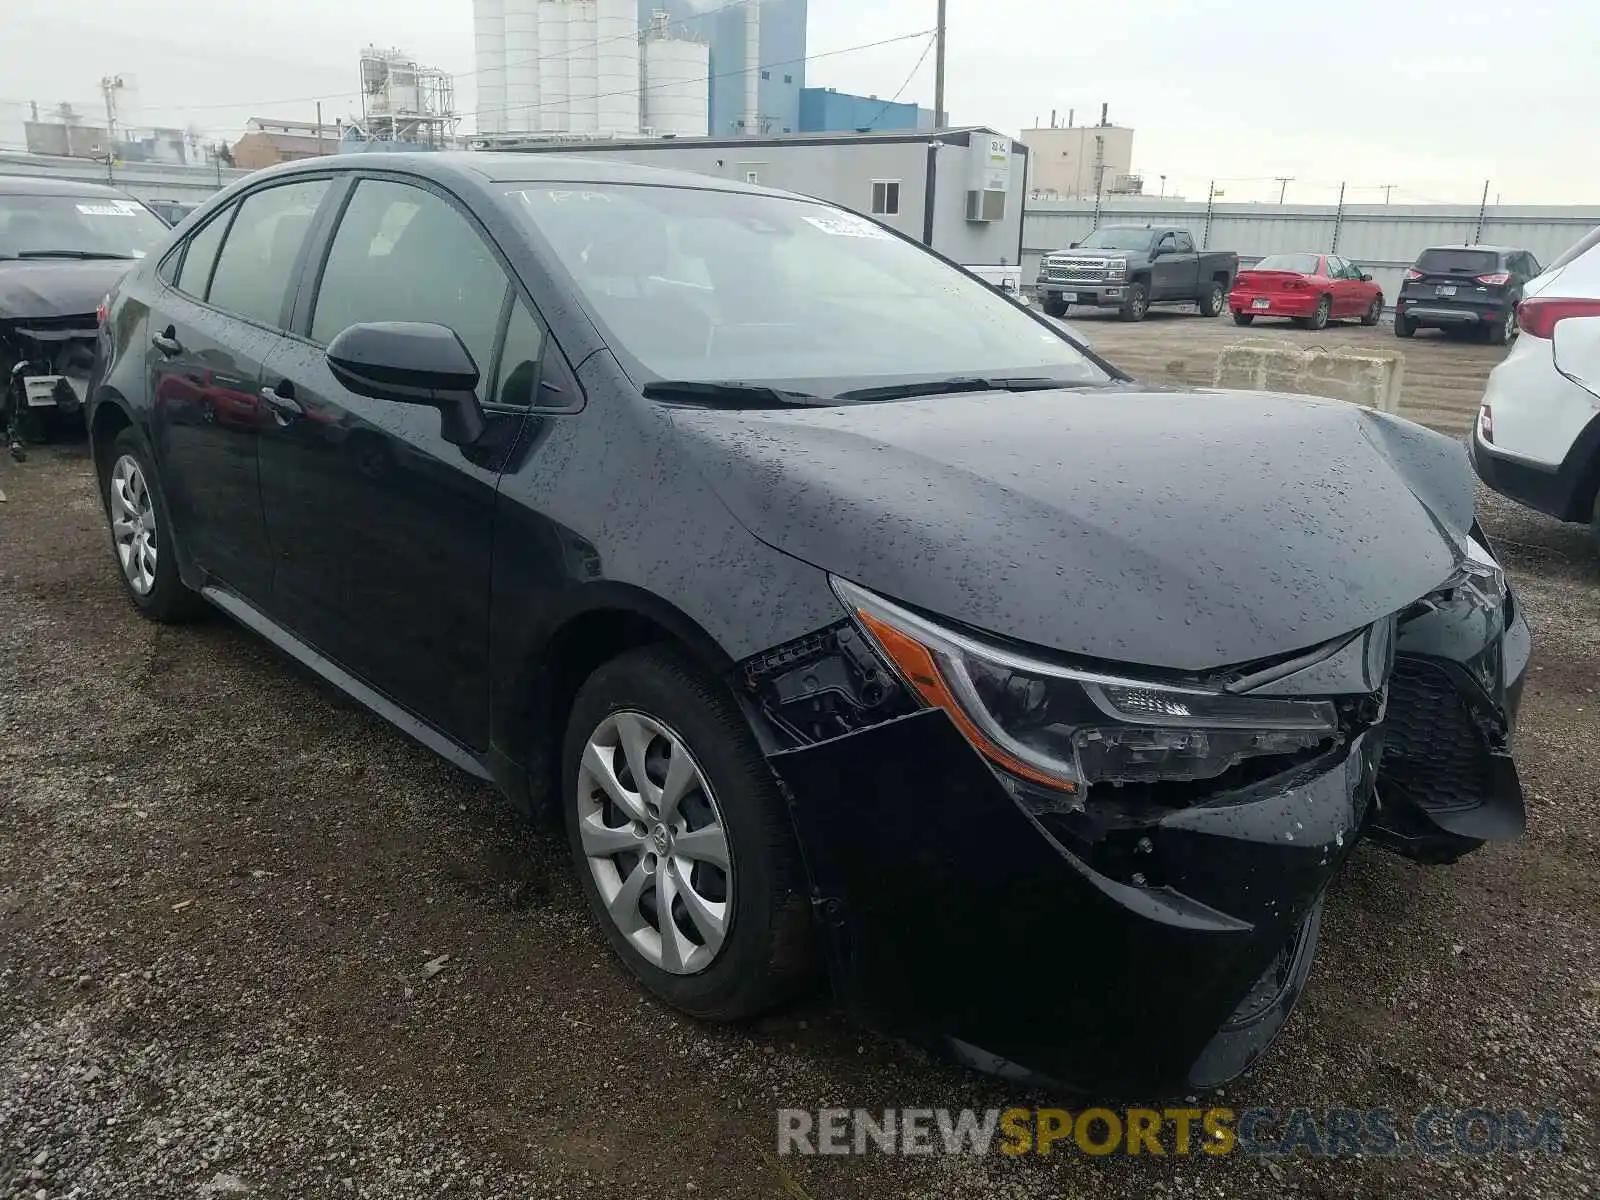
xmin=1472 ymin=225 xmax=1600 ymax=546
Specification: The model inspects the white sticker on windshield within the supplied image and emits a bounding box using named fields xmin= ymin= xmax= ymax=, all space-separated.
xmin=75 ymin=202 xmax=138 ymax=217
xmin=802 ymin=212 xmax=893 ymax=240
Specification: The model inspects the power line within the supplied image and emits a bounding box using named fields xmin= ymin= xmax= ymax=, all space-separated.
xmin=861 ymin=32 xmax=938 ymax=129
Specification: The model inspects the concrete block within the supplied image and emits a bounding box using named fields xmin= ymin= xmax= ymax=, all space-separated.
xmin=1213 ymin=341 xmax=1405 ymax=413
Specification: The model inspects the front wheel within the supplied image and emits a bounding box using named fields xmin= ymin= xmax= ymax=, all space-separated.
xmin=1361 ymin=296 xmax=1384 ymax=326
xmin=1119 ymin=282 xmax=1149 ymax=322
xmin=1232 ymin=311 xmax=1255 ymax=327
xmin=562 ymin=645 xmax=818 ymax=1021
xmin=102 ymin=427 xmax=206 ymax=623
xmin=1041 ymin=298 xmax=1068 ymax=318
xmin=1198 ymin=281 xmax=1227 ymax=317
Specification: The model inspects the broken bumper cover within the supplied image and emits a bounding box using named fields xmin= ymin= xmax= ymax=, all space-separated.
xmin=771 ymin=710 xmax=1380 ymax=1098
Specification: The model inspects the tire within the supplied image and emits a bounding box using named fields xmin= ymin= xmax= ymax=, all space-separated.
xmin=1488 ymin=307 xmax=1517 ymax=346
xmin=102 ymin=427 xmax=206 ymax=623
xmin=1232 ymin=311 xmax=1255 ymax=327
xmin=1306 ymin=294 xmax=1332 ymax=331
xmin=1591 ymin=487 xmax=1600 ymax=558
xmin=561 ymin=645 xmax=817 ymax=1021
xmin=1394 ymin=314 xmax=1416 ymax=339
xmin=1198 ymin=281 xmax=1226 ymax=317
xmin=1041 ymin=298 xmax=1068 ymax=318
xmin=1119 ymin=282 xmax=1149 ymax=322
xmin=1361 ymin=296 xmax=1383 ymax=327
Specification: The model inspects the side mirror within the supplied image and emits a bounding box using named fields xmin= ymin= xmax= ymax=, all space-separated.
xmin=1068 ymin=241 xmax=1079 ymax=249
xmin=326 ymin=321 xmax=485 ymax=445
xmin=1151 ymin=243 xmax=1168 ymax=257
xmin=1361 ymin=273 xmax=1373 ymax=282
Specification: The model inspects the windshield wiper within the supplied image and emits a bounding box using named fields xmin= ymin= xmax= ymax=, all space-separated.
xmin=835 ymin=376 xmax=1080 ymax=402
xmin=642 ymin=380 xmax=830 ymax=408
xmin=16 ymin=249 xmax=136 ymax=260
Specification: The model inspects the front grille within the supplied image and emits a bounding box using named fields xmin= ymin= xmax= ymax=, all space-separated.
xmin=1044 ymin=257 xmax=1115 ymax=285
xmin=1381 ymin=657 xmax=1492 ymax=814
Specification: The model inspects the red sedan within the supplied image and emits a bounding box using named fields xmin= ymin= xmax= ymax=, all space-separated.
xmin=1228 ymin=252 xmax=1385 ymax=330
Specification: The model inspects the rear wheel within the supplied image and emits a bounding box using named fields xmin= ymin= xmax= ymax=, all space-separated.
xmin=1041 ymin=298 xmax=1068 ymax=318
xmin=1119 ymin=282 xmax=1149 ymax=322
xmin=562 ymin=645 xmax=817 ymax=1021
xmin=1488 ymin=307 xmax=1517 ymax=346
xmin=1394 ymin=314 xmax=1417 ymax=339
xmin=1232 ymin=311 xmax=1255 ymax=327
xmin=1306 ymin=294 xmax=1332 ymax=331
xmin=102 ymin=427 xmax=206 ymax=623
xmin=1361 ymin=296 xmax=1383 ymax=326
xmin=1198 ymin=281 xmax=1226 ymax=317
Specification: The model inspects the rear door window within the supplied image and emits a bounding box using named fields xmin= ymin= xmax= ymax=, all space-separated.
xmin=174 ymin=206 xmax=234 ymax=298
xmin=309 ymin=179 xmax=509 ymax=389
xmin=1415 ymin=248 xmax=1499 ymax=275
xmin=207 ymin=179 xmax=331 ymax=328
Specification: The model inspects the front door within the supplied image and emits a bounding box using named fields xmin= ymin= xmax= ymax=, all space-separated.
xmin=256 ymin=175 xmax=526 ymax=747
xmin=146 ymin=178 xmax=331 ymax=602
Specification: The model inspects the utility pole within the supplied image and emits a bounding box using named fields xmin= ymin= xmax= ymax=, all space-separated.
xmin=1381 ymin=183 xmax=1396 ymax=205
xmin=1274 ymin=175 xmax=1293 ymax=204
xmin=316 ymin=101 xmax=325 ymax=156
xmin=932 ymin=0 xmax=948 ymax=129
xmin=99 ymin=75 xmax=124 ymax=143
xmin=1091 ymin=134 xmax=1105 ymax=230
xmin=1203 ymin=180 xmax=1216 ymax=249
xmin=1472 ymin=179 xmax=1490 ymax=245
xmin=1159 ymin=174 xmax=1167 ymax=199
xmin=1331 ymin=181 xmax=1346 ymax=252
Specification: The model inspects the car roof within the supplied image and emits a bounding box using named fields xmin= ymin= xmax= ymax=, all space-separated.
xmin=1418 ymin=245 xmax=1526 ymax=254
xmin=259 ymin=150 xmax=804 ymax=198
xmin=0 ymin=174 xmax=138 ymax=199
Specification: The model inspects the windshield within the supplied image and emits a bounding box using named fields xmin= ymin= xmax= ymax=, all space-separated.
xmin=1073 ymin=228 xmax=1157 ymax=251
xmin=1415 ymin=248 xmax=1499 ymax=275
xmin=0 ymin=192 xmax=170 ymax=260
xmin=1251 ymin=253 xmax=1321 ymax=274
xmin=507 ymin=184 xmax=1110 ymax=399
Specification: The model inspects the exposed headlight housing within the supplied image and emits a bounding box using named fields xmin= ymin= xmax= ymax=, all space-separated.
xmin=832 ymin=579 xmax=1339 ymax=796
xmin=1460 ymin=534 xmax=1508 ymax=608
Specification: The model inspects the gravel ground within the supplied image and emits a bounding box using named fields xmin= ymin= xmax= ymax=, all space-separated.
xmin=2 ymin=344 xmax=1597 ymax=1197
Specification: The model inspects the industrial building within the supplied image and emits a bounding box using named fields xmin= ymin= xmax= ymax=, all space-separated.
xmin=642 ymin=0 xmax=808 ymax=136
xmin=798 ymin=87 xmax=933 ymax=134
xmin=472 ymin=1 xmax=804 ymax=140
xmin=505 ymin=127 xmax=1027 ymax=287
xmin=1018 ymin=108 xmax=1139 ymax=200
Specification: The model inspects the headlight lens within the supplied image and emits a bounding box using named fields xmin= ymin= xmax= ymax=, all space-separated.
xmin=1460 ymin=534 xmax=1507 ymax=608
xmin=833 ymin=578 xmax=1339 ymax=794
xmin=1105 ymin=260 xmax=1128 ymax=278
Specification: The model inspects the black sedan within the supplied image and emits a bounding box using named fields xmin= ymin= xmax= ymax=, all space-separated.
xmin=89 ymin=153 xmax=1530 ymax=1097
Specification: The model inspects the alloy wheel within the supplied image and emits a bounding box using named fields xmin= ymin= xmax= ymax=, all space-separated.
xmin=576 ymin=710 xmax=733 ymax=976
xmin=109 ymin=454 xmax=158 ymax=596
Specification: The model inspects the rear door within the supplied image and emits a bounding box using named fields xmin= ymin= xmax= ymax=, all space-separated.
xmin=256 ymin=174 xmax=532 ymax=746
xmin=145 ymin=177 xmax=332 ymax=602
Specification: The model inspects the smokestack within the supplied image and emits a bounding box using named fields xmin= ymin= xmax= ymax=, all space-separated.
xmin=1100 ymin=102 xmax=1109 ymax=126
xmin=1049 ymin=108 xmax=1056 ymax=128
xmin=1067 ymin=108 xmax=1074 ymax=127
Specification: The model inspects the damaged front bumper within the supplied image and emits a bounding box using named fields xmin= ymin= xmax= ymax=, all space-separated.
xmin=756 ymin=578 xmax=1530 ymax=1098
xmin=772 ymin=711 xmax=1376 ymax=1097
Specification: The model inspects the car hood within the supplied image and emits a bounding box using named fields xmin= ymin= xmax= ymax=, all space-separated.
xmin=668 ymin=387 xmax=1475 ymax=672
xmin=0 ymin=259 xmax=135 ymax=321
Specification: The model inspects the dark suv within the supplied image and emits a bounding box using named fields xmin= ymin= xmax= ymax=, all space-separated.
xmin=89 ymin=153 xmax=1529 ymax=1097
xmin=1395 ymin=245 xmax=1541 ymax=343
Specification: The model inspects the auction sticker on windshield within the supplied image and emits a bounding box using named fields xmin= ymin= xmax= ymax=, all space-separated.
xmin=76 ymin=201 xmax=141 ymax=217
xmin=802 ymin=212 xmax=894 ymax=240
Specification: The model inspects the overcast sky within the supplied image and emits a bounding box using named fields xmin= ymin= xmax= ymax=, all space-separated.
xmin=4 ymin=0 xmax=1593 ymax=204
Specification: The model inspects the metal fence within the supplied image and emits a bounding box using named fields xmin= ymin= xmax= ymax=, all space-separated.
xmin=1023 ymin=199 xmax=1600 ymax=307
xmin=0 ymin=150 xmax=249 ymax=206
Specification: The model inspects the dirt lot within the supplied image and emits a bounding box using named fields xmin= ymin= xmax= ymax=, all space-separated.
xmin=2 ymin=317 xmax=1597 ymax=1199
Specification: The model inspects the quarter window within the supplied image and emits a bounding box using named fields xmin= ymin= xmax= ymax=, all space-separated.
xmin=493 ymin=300 xmax=548 ymax=409
xmin=206 ymin=180 xmax=330 ymax=327
xmin=871 ymin=180 xmax=901 ymax=216
xmin=310 ymin=179 xmax=509 ymax=390
xmin=175 ymin=207 xmax=232 ymax=297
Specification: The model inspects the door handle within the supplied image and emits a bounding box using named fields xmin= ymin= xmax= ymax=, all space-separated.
xmin=151 ymin=328 xmax=183 ymax=357
xmin=259 ymin=384 xmax=304 ymax=420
